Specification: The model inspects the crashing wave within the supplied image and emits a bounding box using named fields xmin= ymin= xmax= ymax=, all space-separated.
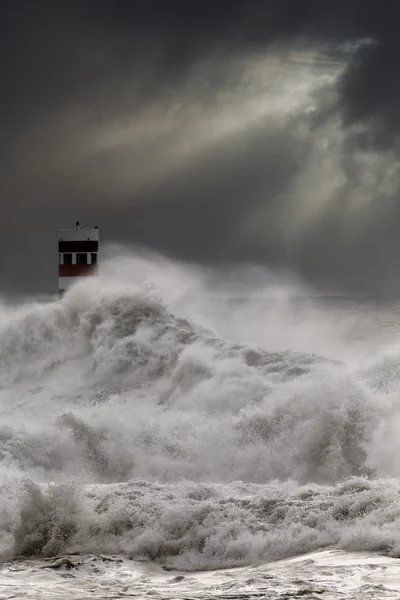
xmin=0 ymin=274 xmax=398 ymax=567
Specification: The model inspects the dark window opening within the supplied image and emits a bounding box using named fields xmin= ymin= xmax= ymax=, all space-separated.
xmin=59 ymin=254 xmax=62 ymax=265
xmin=63 ymin=253 xmax=72 ymax=265
xmin=91 ymin=253 xmax=98 ymax=265
xmin=76 ymin=253 xmax=88 ymax=265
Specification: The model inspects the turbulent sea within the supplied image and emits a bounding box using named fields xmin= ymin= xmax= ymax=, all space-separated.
xmin=2 ymin=255 xmax=400 ymax=598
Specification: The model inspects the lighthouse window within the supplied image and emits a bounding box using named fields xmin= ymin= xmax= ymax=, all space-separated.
xmin=91 ymin=253 xmax=98 ymax=265
xmin=76 ymin=253 xmax=88 ymax=265
xmin=63 ymin=253 xmax=72 ymax=265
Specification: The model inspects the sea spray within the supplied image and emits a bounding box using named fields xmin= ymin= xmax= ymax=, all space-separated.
xmin=0 ymin=254 xmax=400 ymax=568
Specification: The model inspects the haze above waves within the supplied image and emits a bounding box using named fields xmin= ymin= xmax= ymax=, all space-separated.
xmin=2 ymin=252 xmax=400 ymax=594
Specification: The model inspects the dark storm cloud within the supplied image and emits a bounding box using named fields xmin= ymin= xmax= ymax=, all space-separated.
xmin=2 ymin=0 xmax=400 ymax=295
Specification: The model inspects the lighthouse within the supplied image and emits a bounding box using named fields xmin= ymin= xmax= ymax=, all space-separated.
xmin=58 ymin=222 xmax=99 ymax=296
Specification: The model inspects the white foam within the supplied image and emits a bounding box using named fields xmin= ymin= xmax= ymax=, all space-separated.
xmin=1 ymin=550 xmax=400 ymax=599
xmin=2 ymin=252 xmax=400 ymax=591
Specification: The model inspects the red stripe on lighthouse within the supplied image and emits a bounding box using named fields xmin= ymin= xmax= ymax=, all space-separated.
xmin=58 ymin=241 xmax=99 ymax=252
xmin=58 ymin=264 xmax=98 ymax=277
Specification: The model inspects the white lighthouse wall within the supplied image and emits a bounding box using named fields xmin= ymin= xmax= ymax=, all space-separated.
xmin=58 ymin=228 xmax=99 ymax=242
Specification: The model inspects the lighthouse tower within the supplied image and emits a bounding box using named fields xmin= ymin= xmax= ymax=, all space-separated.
xmin=58 ymin=222 xmax=99 ymax=296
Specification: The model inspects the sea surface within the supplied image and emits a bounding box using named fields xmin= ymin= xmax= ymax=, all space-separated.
xmin=2 ymin=255 xmax=400 ymax=598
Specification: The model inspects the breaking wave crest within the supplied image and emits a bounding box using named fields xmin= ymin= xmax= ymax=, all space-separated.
xmin=11 ymin=477 xmax=400 ymax=570
xmin=1 ymin=255 xmax=400 ymax=569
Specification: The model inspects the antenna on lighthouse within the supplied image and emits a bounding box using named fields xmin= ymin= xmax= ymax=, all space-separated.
xmin=58 ymin=223 xmax=99 ymax=297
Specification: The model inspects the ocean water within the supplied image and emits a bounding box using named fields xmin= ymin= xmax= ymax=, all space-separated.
xmin=2 ymin=254 xmax=400 ymax=598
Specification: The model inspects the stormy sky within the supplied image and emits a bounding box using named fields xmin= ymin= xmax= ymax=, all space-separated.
xmin=2 ymin=0 xmax=400 ymax=295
